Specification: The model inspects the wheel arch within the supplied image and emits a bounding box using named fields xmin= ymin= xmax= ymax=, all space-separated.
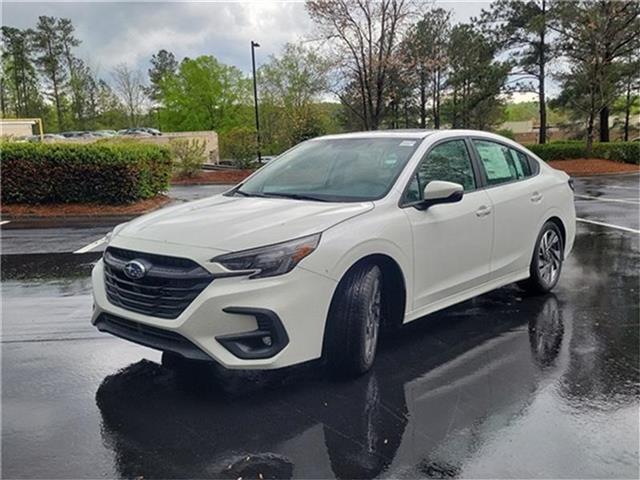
xmin=546 ymin=216 xmax=566 ymax=251
xmin=328 ymin=253 xmax=408 ymax=332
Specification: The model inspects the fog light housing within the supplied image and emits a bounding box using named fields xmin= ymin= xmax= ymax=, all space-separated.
xmin=216 ymin=307 xmax=289 ymax=359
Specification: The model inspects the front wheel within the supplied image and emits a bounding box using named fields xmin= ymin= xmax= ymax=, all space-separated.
xmin=324 ymin=263 xmax=382 ymax=376
xmin=519 ymin=221 xmax=564 ymax=294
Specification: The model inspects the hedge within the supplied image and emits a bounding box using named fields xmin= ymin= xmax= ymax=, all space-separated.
xmin=1 ymin=141 xmax=173 ymax=204
xmin=525 ymin=141 xmax=639 ymax=164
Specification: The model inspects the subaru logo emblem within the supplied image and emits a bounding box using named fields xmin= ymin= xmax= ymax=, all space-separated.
xmin=123 ymin=260 xmax=146 ymax=280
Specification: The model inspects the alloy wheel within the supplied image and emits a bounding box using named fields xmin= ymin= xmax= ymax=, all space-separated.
xmin=364 ymin=277 xmax=381 ymax=364
xmin=538 ymin=229 xmax=562 ymax=286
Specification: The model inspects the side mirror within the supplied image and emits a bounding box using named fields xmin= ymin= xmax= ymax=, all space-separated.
xmin=418 ymin=181 xmax=464 ymax=210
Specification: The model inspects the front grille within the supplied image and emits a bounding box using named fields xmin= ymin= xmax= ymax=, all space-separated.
xmin=103 ymin=247 xmax=213 ymax=319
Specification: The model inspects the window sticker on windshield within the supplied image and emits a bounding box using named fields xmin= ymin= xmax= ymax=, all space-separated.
xmin=399 ymin=140 xmax=416 ymax=147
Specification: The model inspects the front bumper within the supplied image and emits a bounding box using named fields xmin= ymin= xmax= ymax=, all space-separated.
xmin=91 ymin=255 xmax=337 ymax=369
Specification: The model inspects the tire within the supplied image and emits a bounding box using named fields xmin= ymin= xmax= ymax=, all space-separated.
xmin=324 ymin=263 xmax=383 ymax=376
xmin=518 ymin=221 xmax=564 ymax=294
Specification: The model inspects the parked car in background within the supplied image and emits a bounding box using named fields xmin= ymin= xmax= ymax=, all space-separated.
xmin=92 ymin=130 xmax=576 ymax=377
xmin=61 ymin=131 xmax=96 ymax=139
xmin=119 ymin=127 xmax=162 ymax=137
xmin=22 ymin=133 xmax=65 ymax=142
xmin=92 ymin=130 xmax=117 ymax=137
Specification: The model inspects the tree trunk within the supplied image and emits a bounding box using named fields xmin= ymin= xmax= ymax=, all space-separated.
xmin=404 ymin=101 xmax=409 ymax=128
xmin=539 ymin=85 xmax=547 ymax=144
xmin=586 ymin=112 xmax=595 ymax=156
xmin=624 ymin=80 xmax=631 ymax=142
xmin=599 ymin=106 xmax=610 ymax=142
xmin=0 ymin=78 xmax=5 ymax=117
xmin=452 ymin=88 xmax=458 ymax=128
xmin=434 ymin=68 xmax=441 ymax=129
xmin=419 ymin=69 xmax=426 ymax=128
xmin=538 ymin=0 xmax=547 ymax=144
xmin=52 ymin=75 xmax=63 ymax=131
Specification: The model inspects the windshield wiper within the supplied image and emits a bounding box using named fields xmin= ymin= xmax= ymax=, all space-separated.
xmin=234 ymin=189 xmax=268 ymax=198
xmin=262 ymin=192 xmax=330 ymax=202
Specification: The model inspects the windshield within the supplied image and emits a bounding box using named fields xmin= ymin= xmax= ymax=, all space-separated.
xmin=236 ymin=137 xmax=421 ymax=202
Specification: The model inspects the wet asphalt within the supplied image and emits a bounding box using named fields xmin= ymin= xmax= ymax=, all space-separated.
xmin=1 ymin=174 xmax=639 ymax=479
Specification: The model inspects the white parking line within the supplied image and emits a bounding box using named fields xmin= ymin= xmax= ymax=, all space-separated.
xmin=73 ymin=236 xmax=107 ymax=254
xmin=605 ymin=185 xmax=640 ymax=191
xmin=575 ymin=194 xmax=639 ymax=205
xmin=576 ymin=218 xmax=640 ymax=234
xmin=0 ymin=220 xmax=10 ymax=226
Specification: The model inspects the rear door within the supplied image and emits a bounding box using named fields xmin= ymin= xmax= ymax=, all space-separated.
xmin=470 ymin=138 xmax=544 ymax=280
xmin=402 ymin=138 xmax=494 ymax=311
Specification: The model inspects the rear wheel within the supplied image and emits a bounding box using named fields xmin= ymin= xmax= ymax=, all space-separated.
xmin=324 ymin=263 xmax=382 ymax=376
xmin=519 ymin=221 xmax=564 ymax=294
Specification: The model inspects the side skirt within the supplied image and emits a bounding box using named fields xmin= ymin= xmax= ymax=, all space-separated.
xmin=403 ymin=269 xmax=530 ymax=323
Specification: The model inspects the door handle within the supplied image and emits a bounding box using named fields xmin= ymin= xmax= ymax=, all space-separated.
xmin=531 ymin=192 xmax=543 ymax=203
xmin=476 ymin=205 xmax=492 ymax=217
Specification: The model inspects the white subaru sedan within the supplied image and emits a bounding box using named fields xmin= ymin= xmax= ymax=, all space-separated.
xmin=91 ymin=130 xmax=575 ymax=375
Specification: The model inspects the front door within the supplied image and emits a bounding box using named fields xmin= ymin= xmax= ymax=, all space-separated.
xmin=402 ymin=139 xmax=494 ymax=312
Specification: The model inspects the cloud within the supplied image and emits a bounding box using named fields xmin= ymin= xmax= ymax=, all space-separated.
xmin=2 ymin=1 xmax=313 ymax=76
xmin=2 ymin=0 xmax=486 ymax=80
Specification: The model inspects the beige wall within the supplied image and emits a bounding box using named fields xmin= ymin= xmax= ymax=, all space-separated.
xmin=0 ymin=121 xmax=34 ymax=138
xmin=145 ymin=131 xmax=219 ymax=164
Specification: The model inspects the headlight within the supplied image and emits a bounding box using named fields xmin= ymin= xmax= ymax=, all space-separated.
xmin=212 ymin=233 xmax=321 ymax=279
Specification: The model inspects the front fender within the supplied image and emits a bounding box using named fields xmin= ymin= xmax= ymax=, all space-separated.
xmin=300 ymin=205 xmax=414 ymax=314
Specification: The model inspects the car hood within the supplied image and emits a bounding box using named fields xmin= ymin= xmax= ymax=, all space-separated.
xmin=117 ymin=194 xmax=373 ymax=252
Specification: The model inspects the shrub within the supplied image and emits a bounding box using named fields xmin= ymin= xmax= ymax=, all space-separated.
xmin=169 ymin=138 xmax=206 ymax=177
xmin=219 ymin=127 xmax=257 ymax=169
xmin=0 ymin=141 xmax=172 ymax=204
xmin=592 ymin=142 xmax=640 ymax=165
xmin=524 ymin=143 xmax=587 ymax=161
xmin=524 ymin=141 xmax=639 ymax=164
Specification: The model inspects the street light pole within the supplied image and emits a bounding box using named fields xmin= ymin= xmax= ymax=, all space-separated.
xmin=251 ymin=41 xmax=261 ymax=163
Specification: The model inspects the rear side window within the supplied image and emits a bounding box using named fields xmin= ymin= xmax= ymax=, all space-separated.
xmin=472 ymin=140 xmax=533 ymax=186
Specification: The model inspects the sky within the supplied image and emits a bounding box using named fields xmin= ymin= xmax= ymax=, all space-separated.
xmin=2 ymin=1 xmax=491 ymax=77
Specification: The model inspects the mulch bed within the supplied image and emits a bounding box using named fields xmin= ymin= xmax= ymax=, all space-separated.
xmin=1 ymin=195 xmax=171 ymax=218
xmin=548 ymin=158 xmax=639 ymax=176
xmin=172 ymin=169 xmax=253 ymax=185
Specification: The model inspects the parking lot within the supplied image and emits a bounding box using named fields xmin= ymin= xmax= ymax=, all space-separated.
xmin=2 ymin=174 xmax=638 ymax=478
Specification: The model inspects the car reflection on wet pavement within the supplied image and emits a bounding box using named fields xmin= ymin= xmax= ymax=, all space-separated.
xmin=1 ymin=175 xmax=639 ymax=479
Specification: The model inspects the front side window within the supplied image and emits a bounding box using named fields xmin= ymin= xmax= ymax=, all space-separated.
xmin=473 ymin=140 xmax=532 ymax=185
xmin=237 ymin=138 xmax=421 ymax=202
xmin=404 ymin=140 xmax=476 ymax=203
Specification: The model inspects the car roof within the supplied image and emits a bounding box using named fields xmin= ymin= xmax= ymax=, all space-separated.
xmin=318 ymin=129 xmax=435 ymax=140
xmin=315 ymin=129 xmax=520 ymax=142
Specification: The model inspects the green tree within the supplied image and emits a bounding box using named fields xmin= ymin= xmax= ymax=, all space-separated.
xmin=58 ymin=17 xmax=88 ymax=128
xmin=157 ymin=55 xmax=251 ymax=132
xmin=93 ymin=79 xmax=128 ymax=129
xmin=258 ymin=43 xmax=330 ymax=151
xmin=1 ymin=26 xmax=42 ymax=119
xmin=147 ymin=49 xmax=178 ymax=102
xmin=553 ymin=0 xmax=640 ymax=146
xmin=444 ymin=24 xmax=509 ymax=129
xmin=402 ymin=8 xmax=451 ymax=128
xmin=480 ymin=0 xmax=556 ymax=144
xmin=617 ymin=53 xmax=640 ymax=141
xmin=32 ymin=16 xmax=68 ymax=130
